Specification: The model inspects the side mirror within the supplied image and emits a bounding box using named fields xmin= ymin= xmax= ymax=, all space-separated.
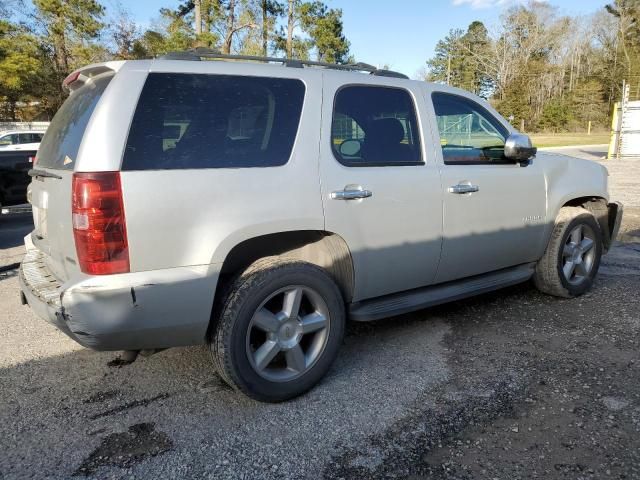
xmin=339 ymin=139 xmax=361 ymax=158
xmin=504 ymin=133 xmax=537 ymax=166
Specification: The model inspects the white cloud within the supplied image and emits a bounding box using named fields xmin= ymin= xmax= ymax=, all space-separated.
xmin=452 ymin=0 xmax=513 ymax=9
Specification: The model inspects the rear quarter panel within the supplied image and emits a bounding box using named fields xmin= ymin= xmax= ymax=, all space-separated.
xmin=118 ymin=61 xmax=325 ymax=272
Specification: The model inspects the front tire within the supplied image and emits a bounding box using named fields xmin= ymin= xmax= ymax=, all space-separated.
xmin=534 ymin=207 xmax=603 ymax=298
xmin=210 ymin=258 xmax=345 ymax=402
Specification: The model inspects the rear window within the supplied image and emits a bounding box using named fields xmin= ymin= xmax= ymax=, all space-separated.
xmin=122 ymin=73 xmax=306 ymax=170
xmin=37 ymin=75 xmax=112 ymax=170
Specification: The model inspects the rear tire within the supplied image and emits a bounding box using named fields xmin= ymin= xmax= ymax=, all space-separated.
xmin=210 ymin=258 xmax=345 ymax=402
xmin=534 ymin=207 xmax=603 ymax=298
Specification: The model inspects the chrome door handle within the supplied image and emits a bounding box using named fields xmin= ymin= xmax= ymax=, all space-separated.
xmin=448 ymin=183 xmax=479 ymax=194
xmin=331 ymin=188 xmax=373 ymax=200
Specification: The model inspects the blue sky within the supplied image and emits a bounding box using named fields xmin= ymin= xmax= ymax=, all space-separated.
xmin=124 ymin=0 xmax=609 ymax=78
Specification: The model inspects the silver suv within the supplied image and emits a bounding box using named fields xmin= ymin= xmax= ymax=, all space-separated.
xmin=20 ymin=51 xmax=623 ymax=402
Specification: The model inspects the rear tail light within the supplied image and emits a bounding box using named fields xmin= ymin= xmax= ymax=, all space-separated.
xmin=72 ymin=172 xmax=129 ymax=275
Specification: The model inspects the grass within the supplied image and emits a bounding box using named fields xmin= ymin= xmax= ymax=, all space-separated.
xmin=529 ymin=133 xmax=610 ymax=148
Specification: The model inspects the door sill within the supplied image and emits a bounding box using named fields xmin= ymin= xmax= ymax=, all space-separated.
xmin=348 ymin=263 xmax=535 ymax=322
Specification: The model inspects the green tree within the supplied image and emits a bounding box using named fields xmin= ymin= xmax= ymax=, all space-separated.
xmin=0 ymin=20 xmax=42 ymax=120
xmin=30 ymin=0 xmax=107 ymax=115
xmin=277 ymin=1 xmax=349 ymax=62
xmin=299 ymin=2 xmax=349 ymax=63
xmin=459 ymin=21 xmax=493 ymax=96
xmin=425 ymin=22 xmax=492 ymax=96
xmin=260 ymin=0 xmax=283 ymax=55
xmin=537 ymin=98 xmax=574 ymax=132
xmin=33 ymin=0 xmax=105 ymax=73
xmin=135 ymin=8 xmax=196 ymax=58
xmin=605 ymin=0 xmax=640 ymax=99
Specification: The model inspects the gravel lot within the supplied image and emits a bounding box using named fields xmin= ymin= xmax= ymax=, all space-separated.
xmin=1 ymin=149 xmax=639 ymax=479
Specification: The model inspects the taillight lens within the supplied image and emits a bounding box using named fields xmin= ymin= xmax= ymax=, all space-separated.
xmin=72 ymin=172 xmax=129 ymax=275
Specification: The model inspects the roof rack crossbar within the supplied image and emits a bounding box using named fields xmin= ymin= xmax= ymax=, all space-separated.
xmin=160 ymin=49 xmax=408 ymax=79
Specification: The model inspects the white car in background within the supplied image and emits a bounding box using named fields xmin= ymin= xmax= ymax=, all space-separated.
xmin=0 ymin=130 xmax=45 ymax=151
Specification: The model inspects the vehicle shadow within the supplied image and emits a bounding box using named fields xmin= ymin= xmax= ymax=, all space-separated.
xmin=0 ymin=213 xmax=33 ymax=250
xmin=4 ymin=270 xmax=628 ymax=479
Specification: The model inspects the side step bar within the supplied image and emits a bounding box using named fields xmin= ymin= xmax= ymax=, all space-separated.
xmin=349 ymin=263 xmax=536 ymax=322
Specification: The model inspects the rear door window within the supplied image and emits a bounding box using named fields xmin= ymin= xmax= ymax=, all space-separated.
xmin=37 ymin=75 xmax=112 ymax=169
xmin=19 ymin=133 xmax=34 ymax=144
xmin=331 ymin=85 xmax=422 ymax=166
xmin=122 ymin=73 xmax=306 ymax=170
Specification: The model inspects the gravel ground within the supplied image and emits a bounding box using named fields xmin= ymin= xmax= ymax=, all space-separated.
xmin=1 ymin=150 xmax=639 ymax=479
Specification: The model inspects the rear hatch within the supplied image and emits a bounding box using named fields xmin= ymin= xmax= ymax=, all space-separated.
xmin=29 ymin=69 xmax=114 ymax=281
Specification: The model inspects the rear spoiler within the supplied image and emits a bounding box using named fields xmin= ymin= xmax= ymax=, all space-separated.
xmin=63 ymin=61 xmax=125 ymax=92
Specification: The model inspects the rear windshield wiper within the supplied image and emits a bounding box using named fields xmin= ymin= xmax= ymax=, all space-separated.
xmin=28 ymin=169 xmax=62 ymax=180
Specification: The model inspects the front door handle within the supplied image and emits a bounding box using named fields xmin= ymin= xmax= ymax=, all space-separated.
xmin=331 ymin=187 xmax=373 ymax=200
xmin=448 ymin=183 xmax=479 ymax=194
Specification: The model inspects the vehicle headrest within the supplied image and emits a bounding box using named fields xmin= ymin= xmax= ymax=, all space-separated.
xmin=366 ymin=118 xmax=405 ymax=145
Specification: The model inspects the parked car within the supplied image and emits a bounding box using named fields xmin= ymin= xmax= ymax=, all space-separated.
xmin=19 ymin=52 xmax=623 ymax=402
xmin=0 ymin=130 xmax=44 ymax=151
xmin=0 ymin=149 xmax=36 ymax=211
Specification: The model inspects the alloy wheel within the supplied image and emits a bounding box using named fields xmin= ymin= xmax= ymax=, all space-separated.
xmin=561 ymin=223 xmax=596 ymax=285
xmin=245 ymin=285 xmax=330 ymax=382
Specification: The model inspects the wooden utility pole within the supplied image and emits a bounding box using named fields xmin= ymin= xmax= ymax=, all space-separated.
xmin=446 ymin=54 xmax=451 ymax=85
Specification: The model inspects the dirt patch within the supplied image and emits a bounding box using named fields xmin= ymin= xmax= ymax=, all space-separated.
xmin=74 ymin=422 xmax=172 ymax=476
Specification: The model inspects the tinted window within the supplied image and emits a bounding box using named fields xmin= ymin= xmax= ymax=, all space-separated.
xmin=2 ymin=134 xmax=19 ymax=145
xmin=0 ymin=134 xmax=18 ymax=145
xmin=18 ymin=133 xmax=35 ymax=144
xmin=432 ymin=92 xmax=509 ymax=165
xmin=37 ymin=75 xmax=112 ymax=169
xmin=122 ymin=73 xmax=306 ymax=170
xmin=331 ymin=86 xmax=422 ymax=166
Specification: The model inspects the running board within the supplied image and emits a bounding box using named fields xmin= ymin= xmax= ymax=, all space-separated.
xmin=348 ymin=263 xmax=536 ymax=322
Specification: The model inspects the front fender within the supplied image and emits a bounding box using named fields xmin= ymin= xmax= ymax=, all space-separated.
xmin=536 ymin=152 xmax=610 ymax=251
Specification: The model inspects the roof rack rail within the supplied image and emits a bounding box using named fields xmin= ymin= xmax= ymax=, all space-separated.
xmin=160 ymin=48 xmax=409 ymax=79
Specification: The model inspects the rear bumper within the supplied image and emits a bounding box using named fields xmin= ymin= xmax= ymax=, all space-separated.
xmin=19 ymin=248 xmax=220 ymax=351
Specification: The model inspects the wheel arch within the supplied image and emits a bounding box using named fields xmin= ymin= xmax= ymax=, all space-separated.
xmin=558 ymin=196 xmax=614 ymax=251
xmin=208 ymin=230 xmax=354 ymax=338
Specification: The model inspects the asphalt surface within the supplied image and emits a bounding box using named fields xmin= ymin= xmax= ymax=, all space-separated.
xmin=1 ymin=149 xmax=639 ymax=479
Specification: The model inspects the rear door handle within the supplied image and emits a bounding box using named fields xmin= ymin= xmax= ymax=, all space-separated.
xmin=448 ymin=183 xmax=479 ymax=194
xmin=331 ymin=187 xmax=373 ymax=200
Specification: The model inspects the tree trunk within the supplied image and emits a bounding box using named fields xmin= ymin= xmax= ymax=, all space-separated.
xmin=287 ymin=0 xmax=294 ymax=58
xmin=223 ymin=0 xmax=235 ymax=54
xmin=262 ymin=0 xmax=268 ymax=56
xmin=203 ymin=0 xmax=212 ymax=32
xmin=8 ymin=98 xmax=16 ymax=122
xmin=194 ymin=0 xmax=202 ymax=35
